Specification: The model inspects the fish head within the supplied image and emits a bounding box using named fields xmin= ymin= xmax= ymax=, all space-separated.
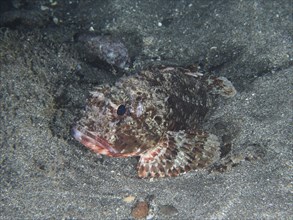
xmin=72 ymin=77 xmax=166 ymax=157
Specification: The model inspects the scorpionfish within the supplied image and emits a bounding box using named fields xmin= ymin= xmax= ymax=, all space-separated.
xmin=72 ymin=66 xmax=236 ymax=178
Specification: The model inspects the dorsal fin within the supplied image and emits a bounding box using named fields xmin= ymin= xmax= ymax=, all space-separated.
xmin=137 ymin=130 xmax=220 ymax=178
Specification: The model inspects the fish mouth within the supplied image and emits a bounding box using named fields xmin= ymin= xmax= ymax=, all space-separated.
xmin=72 ymin=126 xmax=119 ymax=156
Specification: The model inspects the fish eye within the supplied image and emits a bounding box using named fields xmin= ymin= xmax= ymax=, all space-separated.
xmin=117 ymin=104 xmax=126 ymax=116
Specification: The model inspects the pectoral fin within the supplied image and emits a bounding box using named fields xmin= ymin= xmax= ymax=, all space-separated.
xmin=137 ymin=130 xmax=220 ymax=178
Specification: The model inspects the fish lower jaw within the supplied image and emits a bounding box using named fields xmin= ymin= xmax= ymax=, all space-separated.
xmin=72 ymin=126 xmax=139 ymax=158
xmin=72 ymin=126 xmax=117 ymax=156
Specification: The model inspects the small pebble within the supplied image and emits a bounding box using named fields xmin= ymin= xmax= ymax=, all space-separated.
xmin=53 ymin=17 xmax=59 ymax=25
xmin=131 ymin=201 xmax=149 ymax=219
xmin=159 ymin=205 xmax=178 ymax=216
xmin=123 ymin=195 xmax=136 ymax=203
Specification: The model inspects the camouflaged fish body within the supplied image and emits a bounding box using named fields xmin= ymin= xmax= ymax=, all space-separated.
xmin=72 ymin=66 xmax=236 ymax=178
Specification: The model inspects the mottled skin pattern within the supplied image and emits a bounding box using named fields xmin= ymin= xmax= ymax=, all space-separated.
xmin=73 ymin=66 xmax=236 ymax=178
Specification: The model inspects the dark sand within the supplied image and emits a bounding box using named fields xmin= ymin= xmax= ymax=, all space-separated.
xmin=0 ymin=0 xmax=292 ymax=219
